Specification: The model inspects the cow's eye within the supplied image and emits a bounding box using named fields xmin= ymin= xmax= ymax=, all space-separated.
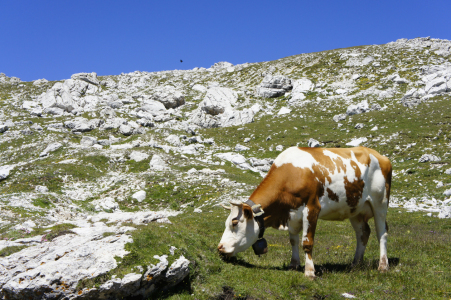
xmin=232 ymin=219 xmax=239 ymax=226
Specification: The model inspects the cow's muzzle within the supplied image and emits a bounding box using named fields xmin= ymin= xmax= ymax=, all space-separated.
xmin=252 ymin=238 xmax=268 ymax=256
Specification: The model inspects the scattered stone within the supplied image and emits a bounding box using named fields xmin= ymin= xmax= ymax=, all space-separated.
xmin=308 ymin=138 xmax=321 ymax=148
xmin=235 ymin=144 xmax=249 ymax=152
xmin=257 ymin=74 xmax=292 ymax=98
xmin=333 ymin=114 xmax=347 ymax=122
xmin=149 ymin=155 xmax=169 ymax=171
xmin=419 ymin=154 xmax=441 ymax=163
xmin=0 ymin=165 xmax=14 ymax=181
xmin=132 ymin=191 xmax=146 ymax=203
xmin=445 ymin=168 xmax=451 ymax=175
xmin=355 ymin=123 xmax=364 ymax=129
xmin=93 ymin=197 xmax=119 ymax=211
xmin=80 ymin=136 xmax=98 ymax=147
xmin=277 ymin=107 xmax=291 ymax=115
xmin=130 ymin=151 xmax=149 ymax=162
xmin=346 ymin=137 xmax=368 ymax=147
xmin=39 ymin=142 xmax=63 ymax=157
xmin=275 ymin=145 xmax=284 ymax=151
xmin=35 ymin=185 xmax=49 ymax=193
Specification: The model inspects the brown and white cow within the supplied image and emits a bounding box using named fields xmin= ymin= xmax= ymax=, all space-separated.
xmin=218 ymin=146 xmax=392 ymax=278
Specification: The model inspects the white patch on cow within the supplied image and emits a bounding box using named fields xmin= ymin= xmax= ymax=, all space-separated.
xmin=274 ymin=147 xmax=317 ymax=172
xmin=218 ymin=205 xmax=260 ymax=256
xmin=301 ymin=206 xmax=310 ymax=243
xmin=319 ymin=149 xmax=370 ymax=220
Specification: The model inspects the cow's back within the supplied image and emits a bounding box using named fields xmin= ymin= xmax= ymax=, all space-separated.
xmin=249 ymin=146 xmax=391 ymax=226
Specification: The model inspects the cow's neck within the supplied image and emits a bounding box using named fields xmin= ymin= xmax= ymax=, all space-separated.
xmin=249 ymin=170 xmax=301 ymax=229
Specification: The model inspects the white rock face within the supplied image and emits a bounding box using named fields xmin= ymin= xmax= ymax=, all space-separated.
xmin=308 ymin=138 xmax=321 ymax=148
xmin=92 ymin=197 xmax=120 ymax=211
xmin=130 ymin=151 xmax=149 ymax=162
xmin=419 ymin=154 xmax=441 ymax=163
xmin=333 ymin=114 xmax=347 ymax=122
xmin=190 ymin=88 xmax=258 ymax=128
xmin=35 ymin=185 xmax=49 ymax=193
xmin=132 ymin=190 xmax=146 ymax=202
xmin=0 ymin=165 xmax=14 ymax=180
xmin=277 ymin=107 xmax=291 ymax=115
xmin=80 ymin=136 xmax=98 ymax=147
xmin=201 ymin=87 xmax=238 ymax=115
xmin=152 ymin=85 xmax=185 ymax=109
xmin=257 ymin=74 xmax=292 ymax=98
xmin=149 ymin=155 xmax=169 ymax=171
xmin=346 ymin=137 xmax=368 ymax=147
xmin=346 ymin=100 xmax=370 ymax=115
xmin=235 ymin=144 xmax=249 ymax=152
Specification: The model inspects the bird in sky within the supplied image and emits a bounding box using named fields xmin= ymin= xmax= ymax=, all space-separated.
xmin=180 ymin=59 xmax=183 ymax=63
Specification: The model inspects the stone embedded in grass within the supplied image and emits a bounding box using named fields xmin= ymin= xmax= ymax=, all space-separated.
xmin=276 ymin=145 xmax=284 ymax=151
xmin=132 ymin=191 xmax=146 ymax=203
xmin=308 ymin=139 xmax=321 ymax=148
xmin=80 ymin=136 xmax=98 ymax=147
xmin=0 ymin=165 xmax=14 ymax=180
xmin=277 ymin=107 xmax=291 ymax=115
xmin=355 ymin=123 xmax=364 ymax=129
xmin=235 ymin=144 xmax=249 ymax=152
xmin=35 ymin=185 xmax=49 ymax=193
xmin=419 ymin=154 xmax=441 ymax=163
xmin=444 ymin=189 xmax=451 ymax=197
xmin=129 ymin=151 xmax=149 ymax=162
xmin=149 ymin=155 xmax=169 ymax=171
xmin=444 ymin=168 xmax=451 ymax=175
xmin=39 ymin=142 xmax=62 ymax=157
xmin=346 ymin=137 xmax=368 ymax=147
xmin=0 ymin=125 xmax=9 ymax=133
xmin=92 ymin=197 xmax=119 ymax=211
xmin=333 ymin=114 xmax=346 ymax=122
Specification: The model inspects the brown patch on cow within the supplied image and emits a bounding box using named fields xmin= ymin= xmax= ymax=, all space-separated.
xmin=242 ymin=204 xmax=254 ymax=220
xmin=326 ymin=188 xmax=339 ymax=202
xmin=361 ymin=222 xmax=371 ymax=246
xmin=344 ymin=160 xmax=365 ymax=213
xmin=250 ymin=163 xmax=315 ymax=228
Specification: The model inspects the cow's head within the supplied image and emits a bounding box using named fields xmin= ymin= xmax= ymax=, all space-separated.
xmin=217 ymin=201 xmax=267 ymax=257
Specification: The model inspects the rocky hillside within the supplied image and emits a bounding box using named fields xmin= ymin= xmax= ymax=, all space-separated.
xmin=1 ymin=37 xmax=451 ymax=299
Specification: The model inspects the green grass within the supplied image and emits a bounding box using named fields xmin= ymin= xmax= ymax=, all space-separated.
xmin=76 ymin=208 xmax=450 ymax=299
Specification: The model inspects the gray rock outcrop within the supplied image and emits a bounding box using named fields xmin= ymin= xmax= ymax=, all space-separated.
xmin=257 ymin=74 xmax=292 ymax=98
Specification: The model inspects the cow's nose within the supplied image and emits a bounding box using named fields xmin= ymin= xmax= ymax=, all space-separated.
xmin=217 ymin=244 xmax=225 ymax=252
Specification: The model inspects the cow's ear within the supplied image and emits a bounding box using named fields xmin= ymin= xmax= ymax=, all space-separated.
xmin=243 ymin=204 xmax=254 ymax=220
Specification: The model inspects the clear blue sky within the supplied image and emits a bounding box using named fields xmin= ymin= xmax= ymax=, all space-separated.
xmin=1 ymin=0 xmax=450 ymax=81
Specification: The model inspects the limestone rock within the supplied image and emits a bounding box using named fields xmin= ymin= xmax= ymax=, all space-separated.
xmin=39 ymin=142 xmax=63 ymax=157
xmin=257 ymin=74 xmax=292 ymax=98
xmin=149 ymin=155 xmax=169 ymax=171
xmin=132 ymin=191 xmax=146 ymax=203
xmin=308 ymin=138 xmax=321 ymax=148
xmin=0 ymin=165 xmax=14 ymax=181
xmin=419 ymin=154 xmax=441 ymax=163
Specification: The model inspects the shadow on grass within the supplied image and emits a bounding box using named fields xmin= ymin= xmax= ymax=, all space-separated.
xmin=222 ymin=255 xmax=400 ymax=276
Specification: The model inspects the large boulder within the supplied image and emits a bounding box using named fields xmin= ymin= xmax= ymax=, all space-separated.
xmin=257 ymin=74 xmax=292 ymax=98
xmin=152 ymin=86 xmax=185 ymax=109
xmin=71 ymin=72 xmax=99 ymax=85
xmin=200 ymin=87 xmax=237 ymax=115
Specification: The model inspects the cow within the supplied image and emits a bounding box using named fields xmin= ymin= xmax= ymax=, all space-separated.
xmin=218 ymin=146 xmax=392 ymax=278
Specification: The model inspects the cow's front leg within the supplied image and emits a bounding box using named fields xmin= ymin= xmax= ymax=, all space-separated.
xmin=288 ymin=231 xmax=300 ymax=270
xmin=302 ymin=203 xmax=320 ymax=278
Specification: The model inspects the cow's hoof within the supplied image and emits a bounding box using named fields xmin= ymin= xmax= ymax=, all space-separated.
xmin=305 ymin=270 xmax=316 ymax=279
xmin=288 ymin=264 xmax=300 ymax=271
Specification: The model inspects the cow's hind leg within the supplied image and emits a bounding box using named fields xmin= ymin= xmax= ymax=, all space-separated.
xmin=302 ymin=203 xmax=320 ymax=278
xmin=373 ymin=206 xmax=389 ymax=272
xmin=349 ymin=215 xmax=371 ymax=267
